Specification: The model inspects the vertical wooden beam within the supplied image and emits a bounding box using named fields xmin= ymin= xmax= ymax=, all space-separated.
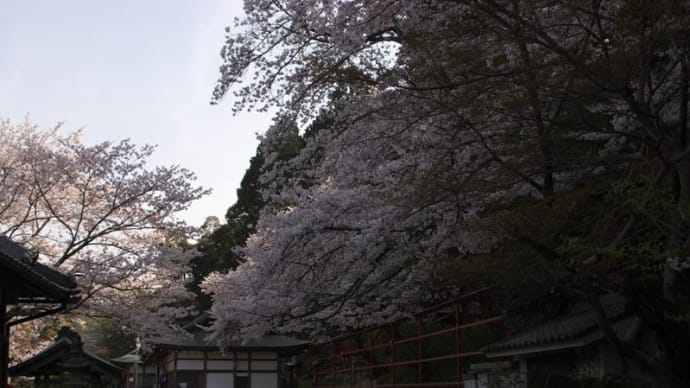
xmin=390 ymin=323 xmax=396 ymax=388
xmin=417 ymin=317 xmax=422 ymax=388
xmin=455 ymin=302 xmax=462 ymax=388
xmin=330 ymin=342 xmax=336 ymax=388
xmin=248 ymin=350 xmax=253 ymax=388
xmin=156 ymin=354 xmax=161 ymax=388
xmin=349 ymin=337 xmax=354 ymax=388
xmin=90 ymin=371 xmax=99 ymax=388
xmin=368 ymin=331 xmax=374 ymax=388
xmin=141 ymin=353 xmax=147 ymax=388
xmin=202 ymin=350 xmax=208 ymax=388
xmin=171 ymin=351 xmax=178 ymax=388
xmin=0 ymin=289 xmax=8 ymax=388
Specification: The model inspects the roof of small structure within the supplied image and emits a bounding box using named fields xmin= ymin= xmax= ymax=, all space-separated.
xmin=483 ymin=294 xmax=637 ymax=358
xmin=152 ymin=312 xmax=310 ymax=351
xmin=154 ymin=332 xmax=311 ymax=351
xmin=9 ymin=327 xmax=122 ymax=378
xmin=0 ymin=235 xmax=80 ymax=304
xmin=110 ymin=350 xmax=142 ymax=365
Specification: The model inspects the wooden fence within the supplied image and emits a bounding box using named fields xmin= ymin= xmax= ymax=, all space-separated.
xmin=312 ymin=287 xmax=504 ymax=388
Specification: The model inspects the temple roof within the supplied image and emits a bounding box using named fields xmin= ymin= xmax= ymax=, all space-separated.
xmin=151 ymin=312 xmax=310 ymax=351
xmin=9 ymin=327 xmax=122 ymax=378
xmin=153 ymin=332 xmax=311 ymax=351
xmin=0 ymin=235 xmax=80 ymax=304
xmin=483 ymin=294 xmax=635 ymax=357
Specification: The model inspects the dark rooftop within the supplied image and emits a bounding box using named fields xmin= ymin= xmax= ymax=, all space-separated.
xmin=153 ymin=311 xmax=310 ymax=351
xmin=9 ymin=327 xmax=122 ymax=378
xmin=483 ymin=294 xmax=632 ymax=357
xmin=0 ymin=235 xmax=80 ymax=304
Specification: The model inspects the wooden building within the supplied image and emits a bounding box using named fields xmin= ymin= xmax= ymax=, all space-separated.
xmin=9 ymin=327 xmax=123 ymax=387
xmin=481 ymin=294 xmax=661 ymax=387
xmin=0 ymin=235 xmax=80 ymax=386
xmin=117 ymin=314 xmax=309 ymax=388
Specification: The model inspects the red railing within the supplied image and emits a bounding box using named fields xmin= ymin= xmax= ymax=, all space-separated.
xmin=312 ymin=287 xmax=503 ymax=388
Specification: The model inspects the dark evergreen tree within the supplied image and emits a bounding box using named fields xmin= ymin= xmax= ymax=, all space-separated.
xmin=188 ymin=118 xmax=320 ymax=310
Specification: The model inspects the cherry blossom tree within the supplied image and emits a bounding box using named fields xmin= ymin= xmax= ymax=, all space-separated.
xmin=211 ymin=0 xmax=403 ymax=118
xmin=207 ymin=2 xmax=690 ymax=381
xmin=0 ymin=117 xmax=209 ymax=343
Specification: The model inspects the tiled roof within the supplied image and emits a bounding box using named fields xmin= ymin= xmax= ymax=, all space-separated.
xmin=153 ymin=312 xmax=310 ymax=351
xmin=483 ymin=294 xmax=629 ymax=357
xmin=154 ymin=330 xmax=310 ymax=351
xmin=110 ymin=351 xmax=142 ymax=365
xmin=9 ymin=327 xmax=122 ymax=377
xmin=0 ymin=235 xmax=80 ymax=303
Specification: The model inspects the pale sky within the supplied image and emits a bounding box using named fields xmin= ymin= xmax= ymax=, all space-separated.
xmin=0 ymin=0 xmax=272 ymax=227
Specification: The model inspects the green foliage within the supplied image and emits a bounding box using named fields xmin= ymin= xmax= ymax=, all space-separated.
xmin=188 ymin=147 xmax=268 ymax=310
xmin=189 ymin=120 xmax=313 ymax=310
xmin=610 ymin=176 xmax=677 ymax=224
xmin=82 ymin=317 xmax=137 ymax=359
xmin=189 ymin=224 xmax=241 ymax=310
xmin=9 ymin=377 xmax=33 ymax=388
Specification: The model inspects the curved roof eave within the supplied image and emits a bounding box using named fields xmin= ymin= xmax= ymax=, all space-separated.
xmin=0 ymin=235 xmax=80 ymax=304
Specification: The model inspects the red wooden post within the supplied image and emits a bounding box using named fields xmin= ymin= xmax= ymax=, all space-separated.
xmin=391 ymin=323 xmax=396 ymax=387
xmin=332 ymin=341 xmax=337 ymax=388
xmin=350 ymin=337 xmax=354 ymax=388
xmin=455 ymin=302 xmax=462 ymax=388
xmin=416 ymin=318 xmax=422 ymax=388
xmin=0 ymin=290 xmax=7 ymax=388
xmin=368 ymin=330 xmax=374 ymax=388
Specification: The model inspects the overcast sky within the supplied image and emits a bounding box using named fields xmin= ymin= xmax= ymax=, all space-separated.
xmin=0 ymin=0 xmax=271 ymax=227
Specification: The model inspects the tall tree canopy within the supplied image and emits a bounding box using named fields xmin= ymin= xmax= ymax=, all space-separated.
xmin=189 ymin=121 xmax=305 ymax=311
xmin=189 ymin=151 xmax=265 ymax=312
xmin=0 ymin=118 xmax=209 ymax=342
xmin=206 ymin=1 xmax=690 ymax=382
